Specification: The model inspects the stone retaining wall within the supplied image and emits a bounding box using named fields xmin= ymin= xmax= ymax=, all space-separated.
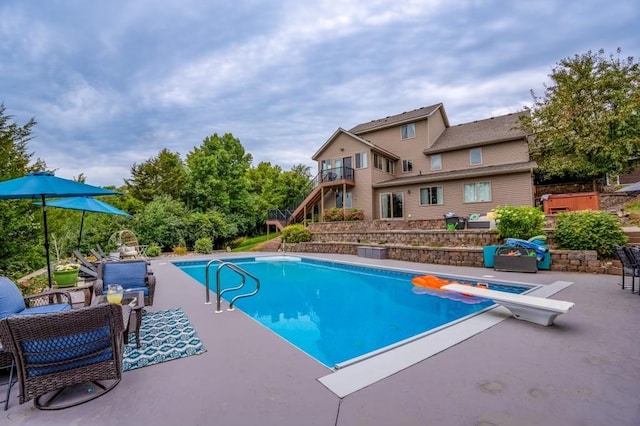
xmin=286 ymin=241 xmax=620 ymax=275
xmin=292 ymin=220 xmax=624 ymax=275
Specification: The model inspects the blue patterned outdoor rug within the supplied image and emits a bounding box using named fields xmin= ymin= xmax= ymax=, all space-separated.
xmin=123 ymin=307 xmax=206 ymax=372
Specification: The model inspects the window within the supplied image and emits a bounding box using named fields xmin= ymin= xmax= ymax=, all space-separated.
xmin=373 ymin=153 xmax=383 ymax=170
xmin=385 ymin=159 xmax=394 ymax=174
xmin=401 ymin=123 xmax=415 ymax=140
xmin=381 ymin=192 xmax=403 ymax=219
xmin=464 ymin=181 xmax=491 ymax=202
xmin=355 ymin=152 xmax=368 ymax=169
xmin=402 ymin=160 xmax=413 ymax=173
xmin=321 ymin=159 xmax=331 ymax=171
xmin=336 ymin=191 xmax=353 ymax=208
xmin=420 ymin=186 xmax=443 ymax=205
xmin=470 ymin=148 xmax=482 ymax=165
xmin=431 ymin=154 xmax=442 ymax=171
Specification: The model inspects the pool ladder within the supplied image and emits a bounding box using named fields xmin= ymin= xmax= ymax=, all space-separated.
xmin=204 ymin=259 xmax=260 ymax=313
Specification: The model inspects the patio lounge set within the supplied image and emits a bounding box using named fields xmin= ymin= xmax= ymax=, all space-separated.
xmin=0 ymin=252 xmax=155 ymax=410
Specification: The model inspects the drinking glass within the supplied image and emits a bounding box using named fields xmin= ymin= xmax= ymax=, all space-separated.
xmin=106 ymin=284 xmax=124 ymax=304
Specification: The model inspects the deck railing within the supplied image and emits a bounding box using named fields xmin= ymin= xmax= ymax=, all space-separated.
xmin=267 ymin=166 xmax=354 ymax=226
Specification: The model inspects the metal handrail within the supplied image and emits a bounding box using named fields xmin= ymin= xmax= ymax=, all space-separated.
xmin=204 ymin=259 xmax=224 ymax=305
xmin=204 ymin=259 xmax=260 ymax=313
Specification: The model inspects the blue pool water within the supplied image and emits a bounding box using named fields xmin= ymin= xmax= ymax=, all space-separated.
xmin=175 ymin=256 xmax=530 ymax=368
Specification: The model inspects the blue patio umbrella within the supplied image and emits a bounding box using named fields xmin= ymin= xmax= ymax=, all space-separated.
xmin=0 ymin=171 xmax=119 ymax=287
xmin=35 ymin=196 xmax=132 ymax=250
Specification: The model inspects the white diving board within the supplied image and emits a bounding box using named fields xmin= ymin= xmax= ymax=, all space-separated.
xmin=442 ymin=284 xmax=575 ymax=326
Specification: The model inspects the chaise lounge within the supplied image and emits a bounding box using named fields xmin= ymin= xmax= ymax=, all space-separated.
xmin=442 ymin=284 xmax=575 ymax=326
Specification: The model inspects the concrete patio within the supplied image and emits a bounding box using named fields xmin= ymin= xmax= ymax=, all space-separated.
xmin=2 ymin=252 xmax=639 ymax=425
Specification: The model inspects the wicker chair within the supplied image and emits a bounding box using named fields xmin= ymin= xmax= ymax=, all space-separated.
xmin=0 ymin=348 xmax=16 ymax=410
xmin=0 ymin=303 xmax=130 ymax=410
xmin=0 ymin=277 xmax=73 ymax=319
xmin=95 ymin=259 xmax=156 ymax=306
xmin=109 ymin=230 xmax=148 ymax=260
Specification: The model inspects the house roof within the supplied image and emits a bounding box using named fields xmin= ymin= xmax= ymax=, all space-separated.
xmin=349 ymin=103 xmax=446 ymax=135
xmin=372 ymin=160 xmax=538 ymax=188
xmin=423 ymin=111 xmax=529 ymax=155
xmin=311 ymin=128 xmax=400 ymax=161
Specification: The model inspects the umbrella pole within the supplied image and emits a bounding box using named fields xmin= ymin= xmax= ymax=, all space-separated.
xmin=78 ymin=210 xmax=86 ymax=250
xmin=41 ymin=195 xmax=53 ymax=288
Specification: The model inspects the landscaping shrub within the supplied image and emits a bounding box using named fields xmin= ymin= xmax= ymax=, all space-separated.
xmin=345 ymin=208 xmax=364 ymax=221
xmin=494 ymin=205 xmax=545 ymax=240
xmin=281 ymin=224 xmax=311 ymax=243
xmin=323 ymin=208 xmax=344 ymax=222
xmin=323 ymin=208 xmax=363 ymax=221
xmin=145 ymin=242 xmax=161 ymax=257
xmin=172 ymin=240 xmax=188 ymax=255
xmin=194 ymin=237 xmax=213 ymax=254
xmin=554 ymin=211 xmax=627 ymax=258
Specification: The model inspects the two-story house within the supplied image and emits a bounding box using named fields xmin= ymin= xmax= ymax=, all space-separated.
xmin=281 ymin=103 xmax=536 ymax=225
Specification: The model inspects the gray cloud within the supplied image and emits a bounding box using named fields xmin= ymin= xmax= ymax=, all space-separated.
xmin=1 ymin=0 xmax=637 ymax=186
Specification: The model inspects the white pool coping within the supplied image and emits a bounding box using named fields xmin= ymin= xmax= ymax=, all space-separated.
xmin=318 ymin=280 xmax=574 ymax=398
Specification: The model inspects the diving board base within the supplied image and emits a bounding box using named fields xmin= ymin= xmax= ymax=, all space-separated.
xmin=498 ymin=301 xmax=560 ymax=326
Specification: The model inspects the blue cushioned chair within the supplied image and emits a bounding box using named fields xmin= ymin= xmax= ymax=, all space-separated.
xmin=0 ymin=277 xmax=72 ymax=320
xmin=0 ymin=303 xmax=129 ymax=410
xmin=95 ymin=259 xmax=156 ymax=306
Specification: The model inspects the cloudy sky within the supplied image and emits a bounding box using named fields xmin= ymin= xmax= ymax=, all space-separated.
xmin=1 ymin=0 xmax=638 ymax=187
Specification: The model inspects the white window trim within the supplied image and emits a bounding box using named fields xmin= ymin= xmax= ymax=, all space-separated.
xmin=402 ymin=160 xmax=413 ymax=173
xmin=463 ymin=181 xmax=492 ymax=203
xmin=380 ymin=191 xmax=404 ymax=219
xmin=431 ymin=154 xmax=442 ymax=171
xmin=419 ymin=186 xmax=444 ymax=205
xmin=470 ymin=148 xmax=483 ymax=165
xmin=401 ymin=123 xmax=416 ymax=140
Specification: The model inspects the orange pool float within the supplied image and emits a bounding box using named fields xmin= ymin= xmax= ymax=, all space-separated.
xmin=410 ymin=275 xmax=456 ymax=290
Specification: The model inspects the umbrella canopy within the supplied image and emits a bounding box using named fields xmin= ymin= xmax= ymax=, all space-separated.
xmin=0 ymin=171 xmax=119 ymax=287
xmin=35 ymin=196 xmax=132 ymax=250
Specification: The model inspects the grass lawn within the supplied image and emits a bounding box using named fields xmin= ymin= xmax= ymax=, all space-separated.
xmin=232 ymin=232 xmax=281 ymax=252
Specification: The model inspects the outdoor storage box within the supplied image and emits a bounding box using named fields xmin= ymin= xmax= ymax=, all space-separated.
xmin=494 ymin=255 xmax=538 ymax=273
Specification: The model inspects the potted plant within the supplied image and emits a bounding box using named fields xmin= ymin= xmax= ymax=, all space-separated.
xmin=53 ymin=263 xmax=80 ymax=287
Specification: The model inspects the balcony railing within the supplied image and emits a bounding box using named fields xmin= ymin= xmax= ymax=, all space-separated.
xmin=267 ymin=166 xmax=355 ymax=226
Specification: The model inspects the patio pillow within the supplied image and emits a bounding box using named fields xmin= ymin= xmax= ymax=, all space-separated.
xmin=0 ymin=276 xmax=27 ymax=319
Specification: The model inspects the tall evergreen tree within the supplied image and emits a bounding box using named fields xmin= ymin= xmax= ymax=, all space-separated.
xmin=0 ymin=104 xmax=47 ymax=278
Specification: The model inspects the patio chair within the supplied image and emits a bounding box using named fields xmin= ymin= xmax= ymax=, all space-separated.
xmin=614 ymin=245 xmax=639 ymax=293
xmin=95 ymin=259 xmax=156 ymax=306
xmin=95 ymin=243 xmax=107 ymax=258
xmin=110 ymin=230 xmax=148 ymax=260
xmin=624 ymin=246 xmax=640 ymax=294
xmin=0 ymin=348 xmax=16 ymax=410
xmin=0 ymin=303 xmax=129 ymax=410
xmin=0 ymin=277 xmax=72 ymax=320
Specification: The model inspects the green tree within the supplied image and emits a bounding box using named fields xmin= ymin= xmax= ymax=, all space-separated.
xmin=125 ymin=148 xmax=187 ymax=203
xmin=0 ymin=104 xmax=47 ymax=278
xmin=185 ymin=133 xmax=254 ymax=219
xmin=132 ymin=195 xmax=189 ymax=250
xmin=280 ymin=164 xmax=313 ymax=209
xmin=521 ymin=48 xmax=640 ymax=187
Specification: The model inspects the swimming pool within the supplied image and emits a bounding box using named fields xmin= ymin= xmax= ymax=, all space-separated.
xmin=175 ymin=256 xmax=531 ymax=368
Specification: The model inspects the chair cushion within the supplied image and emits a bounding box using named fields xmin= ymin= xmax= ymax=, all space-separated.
xmin=22 ymin=325 xmax=113 ymax=377
xmin=18 ymin=304 xmax=71 ymax=316
xmin=103 ymin=262 xmax=147 ymax=291
xmin=0 ymin=276 xmax=27 ymax=319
